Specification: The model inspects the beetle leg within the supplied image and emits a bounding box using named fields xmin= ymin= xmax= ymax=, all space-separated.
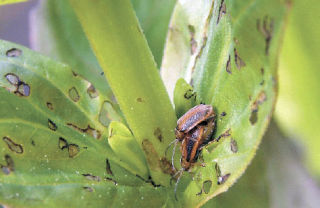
xmin=171 ymin=140 xmax=178 ymax=171
xmin=165 ymin=139 xmax=178 ymax=157
xmin=174 ymin=169 xmax=184 ymax=201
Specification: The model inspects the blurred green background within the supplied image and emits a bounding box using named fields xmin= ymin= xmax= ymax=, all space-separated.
xmin=0 ymin=0 xmax=319 ymax=207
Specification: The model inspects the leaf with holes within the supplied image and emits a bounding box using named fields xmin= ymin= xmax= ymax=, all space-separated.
xmin=161 ymin=0 xmax=290 ymax=206
xmin=0 ymin=40 xmax=173 ymax=207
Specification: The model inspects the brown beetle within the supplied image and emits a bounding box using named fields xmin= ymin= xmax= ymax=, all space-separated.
xmin=167 ymin=104 xmax=216 ymax=199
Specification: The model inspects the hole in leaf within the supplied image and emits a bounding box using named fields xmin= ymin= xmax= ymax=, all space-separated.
xmin=5 ymin=73 xmax=19 ymax=85
xmin=1 ymin=154 xmax=14 ymax=174
xmin=217 ymin=0 xmax=226 ymax=24
xmin=67 ymin=123 xmax=101 ymax=139
xmin=218 ymin=173 xmax=231 ymax=185
xmin=105 ymin=177 xmax=118 ymax=185
xmin=83 ymin=186 xmax=94 ymax=192
xmin=203 ymin=180 xmax=212 ymax=194
xmin=99 ymin=101 xmax=120 ymax=127
xmin=68 ymin=144 xmax=80 ymax=158
xmin=184 ymin=89 xmax=196 ymax=100
xmin=106 ymin=159 xmax=113 ymax=175
xmin=3 ymin=137 xmax=23 ymax=154
xmin=46 ymin=102 xmax=54 ymax=110
xmin=48 ymin=119 xmax=57 ymax=131
xmin=226 ymin=55 xmax=231 ymax=74
xmin=234 ymin=48 xmax=246 ymax=69
xmin=87 ymin=84 xmax=99 ymax=98
xmin=68 ymin=87 xmax=80 ymax=102
xmin=17 ymin=83 xmax=30 ymax=96
xmin=6 ymin=48 xmax=22 ymax=57
xmin=82 ymin=173 xmax=101 ymax=182
xmin=230 ymin=138 xmax=238 ymax=153
xmin=5 ymin=73 xmax=30 ymax=97
xmin=249 ymin=110 xmax=258 ymax=125
xmin=58 ymin=137 xmax=68 ymax=150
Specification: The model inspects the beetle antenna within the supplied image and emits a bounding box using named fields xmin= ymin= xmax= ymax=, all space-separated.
xmin=174 ymin=169 xmax=184 ymax=201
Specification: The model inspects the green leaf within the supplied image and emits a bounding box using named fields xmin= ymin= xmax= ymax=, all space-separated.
xmin=108 ymin=121 xmax=148 ymax=178
xmin=205 ymin=122 xmax=320 ymax=207
xmin=131 ymin=0 xmax=176 ymax=66
xmin=0 ymin=0 xmax=27 ymax=6
xmin=161 ymin=0 xmax=289 ymax=206
xmin=69 ymin=0 xmax=177 ymax=184
xmin=30 ymin=0 xmax=116 ymax=101
xmin=0 ymin=40 xmax=173 ymax=207
xmin=275 ymin=0 xmax=320 ymax=177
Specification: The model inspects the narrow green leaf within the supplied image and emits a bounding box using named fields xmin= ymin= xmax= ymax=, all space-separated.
xmin=30 ymin=0 xmax=116 ymax=101
xmin=131 ymin=0 xmax=176 ymax=66
xmin=275 ymin=0 xmax=320 ymax=177
xmin=69 ymin=0 xmax=177 ymax=184
xmin=161 ymin=0 xmax=290 ymax=206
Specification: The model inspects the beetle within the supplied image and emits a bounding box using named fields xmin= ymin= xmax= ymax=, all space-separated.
xmin=167 ymin=104 xmax=216 ymax=199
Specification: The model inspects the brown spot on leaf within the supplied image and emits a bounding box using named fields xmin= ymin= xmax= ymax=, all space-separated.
xmin=48 ymin=119 xmax=57 ymax=131
xmin=105 ymin=177 xmax=118 ymax=185
xmin=83 ymin=186 xmax=94 ymax=192
xmin=184 ymin=89 xmax=197 ymax=100
xmin=6 ymin=48 xmax=22 ymax=57
xmin=203 ymin=180 xmax=212 ymax=194
xmin=31 ymin=140 xmax=35 ymax=146
xmin=82 ymin=173 xmax=101 ymax=182
xmin=46 ymin=102 xmax=54 ymax=110
xmin=234 ymin=48 xmax=246 ymax=69
xmin=87 ymin=84 xmax=99 ymax=99
xmin=159 ymin=157 xmax=175 ymax=175
xmin=3 ymin=137 xmax=23 ymax=154
xmin=250 ymin=91 xmax=267 ymax=125
xmin=68 ymin=87 xmax=80 ymax=102
xmin=257 ymin=16 xmax=274 ymax=55
xmin=188 ymin=25 xmax=197 ymax=54
xmin=68 ymin=144 xmax=80 ymax=158
xmin=1 ymin=154 xmax=14 ymax=174
xmin=261 ymin=68 xmax=265 ymax=75
xmin=67 ymin=123 xmax=101 ymax=139
xmin=141 ymin=139 xmax=161 ymax=172
xmin=58 ymin=137 xmax=68 ymax=150
xmin=106 ymin=159 xmax=113 ymax=175
xmin=230 ymin=138 xmax=238 ymax=153
xmin=220 ymin=112 xmax=227 ymax=117
xmin=136 ymin=97 xmax=144 ymax=102
xmin=154 ymin=128 xmax=163 ymax=142
xmin=217 ymin=0 xmax=226 ymax=24
xmin=226 ymin=55 xmax=231 ymax=74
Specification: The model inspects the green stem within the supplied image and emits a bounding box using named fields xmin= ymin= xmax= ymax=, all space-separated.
xmin=69 ymin=0 xmax=177 ymax=185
